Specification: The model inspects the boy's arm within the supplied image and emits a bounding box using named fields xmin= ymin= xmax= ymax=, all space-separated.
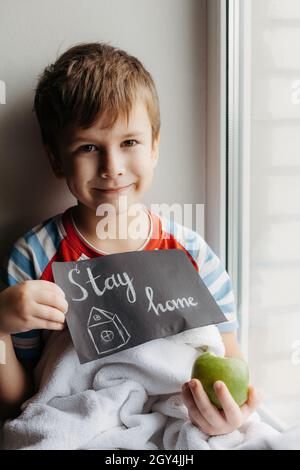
xmin=220 ymin=331 xmax=244 ymax=359
xmin=0 ymin=333 xmax=34 ymax=420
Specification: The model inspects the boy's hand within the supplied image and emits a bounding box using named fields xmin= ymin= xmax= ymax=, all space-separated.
xmin=181 ymin=379 xmax=261 ymax=436
xmin=0 ymin=280 xmax=68 ymax=336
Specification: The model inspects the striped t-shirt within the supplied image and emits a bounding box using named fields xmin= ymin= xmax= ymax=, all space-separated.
xmin=0 ymin=206 xmax=238 ymax=361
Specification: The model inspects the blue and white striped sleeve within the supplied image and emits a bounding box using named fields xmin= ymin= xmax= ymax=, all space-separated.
xmin=196 ymin=241 xmax=238 ymax=333
xmin=0 ymin=236 xmax=42 ymax=361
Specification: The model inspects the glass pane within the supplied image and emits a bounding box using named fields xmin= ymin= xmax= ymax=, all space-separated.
xmin=249 ymin=0 xmax=300 ymax=426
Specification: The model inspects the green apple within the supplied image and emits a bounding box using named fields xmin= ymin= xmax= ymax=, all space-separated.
xmin=191 ymin=352 xmax=249 ymax=410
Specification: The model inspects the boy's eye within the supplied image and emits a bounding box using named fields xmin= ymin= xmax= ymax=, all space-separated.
xmin=78 ymin=140 xmax=137 ymax=153
xmin=123 ymin=140 xmax=138 ymax=147
xmin=80 ymin=144 xmax=97 ymax=153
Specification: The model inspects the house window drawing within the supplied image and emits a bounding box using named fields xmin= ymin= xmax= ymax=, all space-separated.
xmin=87 ymin=306 xmax=131 ymax=356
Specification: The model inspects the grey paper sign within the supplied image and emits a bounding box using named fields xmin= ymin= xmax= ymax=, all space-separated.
xmin=52 ymin=249 xmax=227 ymax=364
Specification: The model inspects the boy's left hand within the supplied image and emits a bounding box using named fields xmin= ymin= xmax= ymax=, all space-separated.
xmin=181 ymin=379 xmax=261 ymax=436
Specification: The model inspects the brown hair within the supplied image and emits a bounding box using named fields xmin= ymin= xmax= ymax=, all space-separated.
xmin=33 ymin=42 xmax=161 ymax=157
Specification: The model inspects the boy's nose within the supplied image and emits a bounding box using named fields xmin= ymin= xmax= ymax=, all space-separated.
xmin=98 ymin=154 xmax=125 ymax=179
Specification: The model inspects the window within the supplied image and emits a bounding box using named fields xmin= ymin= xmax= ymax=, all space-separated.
xmin=226 ymin=0 xmax=300 ymax=427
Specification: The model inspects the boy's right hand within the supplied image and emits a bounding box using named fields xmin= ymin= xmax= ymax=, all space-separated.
xmin=0 ymin=280 xmax=68 ymax=336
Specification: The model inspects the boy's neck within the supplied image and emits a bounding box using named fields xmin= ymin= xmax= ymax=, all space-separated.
xmin=71 ymin=203 xmax=152 ymax=254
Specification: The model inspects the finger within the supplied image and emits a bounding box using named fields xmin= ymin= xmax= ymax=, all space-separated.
xmin=181 ymin=384 xmax=211 ymax=431
xmin=35 ymin=290 xmax=68 ymax=314
xmin=34 ymin=304 xmax=66 ymax=324
xmin=214 ymin=381 xmax=243 ymax=428
xmin=188 ymin=379 xmax=225 ymax=428
xmin=32 ymin=280 xmax=67 ymax=298
xmin=240 ymin=386 xmax=262 ymax=420
xmin=33 ymin=317 xmax=65 ymax=331
xmin=247 ymin=385 xmax=262 ymax=409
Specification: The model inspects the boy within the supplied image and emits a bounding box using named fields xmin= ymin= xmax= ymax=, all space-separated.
xmin=0 ymin=42 xmax=259 ymax=434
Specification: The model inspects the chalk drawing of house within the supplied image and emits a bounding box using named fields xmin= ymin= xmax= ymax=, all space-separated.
xmin=87 ymin=306 xmax=131 ymax=356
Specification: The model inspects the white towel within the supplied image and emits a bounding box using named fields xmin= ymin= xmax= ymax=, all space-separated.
xmin=1 ymin=325 xmax=279 ymax=450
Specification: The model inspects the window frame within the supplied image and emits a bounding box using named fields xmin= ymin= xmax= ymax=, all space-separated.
xmin=228 ymin=0 xmax=288 ymax=432
xmin=226 ymin=0 xmax=251 ymax=359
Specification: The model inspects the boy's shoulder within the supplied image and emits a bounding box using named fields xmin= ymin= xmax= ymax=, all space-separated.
xmin=24 ymin=210 xmax=63 ymax=238
xmin=159 ymin=213 xmax=205 ymax=245
xmin=156 ymin=212 xmax=213 ymax=271
xmin=2 ymin=211 xmax=66 ymax=285
xmin=12 ymin=211 xmax=65 ymax=256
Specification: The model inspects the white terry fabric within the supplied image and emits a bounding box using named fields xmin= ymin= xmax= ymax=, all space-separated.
xmin=1 ymin=326 xmax=279 ymax=450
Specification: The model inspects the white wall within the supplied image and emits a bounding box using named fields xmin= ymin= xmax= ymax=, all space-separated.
xmin=0 ymin=0 xmax=207 ymax=257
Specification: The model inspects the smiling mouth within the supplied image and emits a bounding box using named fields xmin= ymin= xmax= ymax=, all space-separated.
xmin=94 ymin=184 xmax=134 ymax=193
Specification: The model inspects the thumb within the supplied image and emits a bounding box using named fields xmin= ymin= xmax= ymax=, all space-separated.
xmin=247 ymin=385 xmax=263 ymax=410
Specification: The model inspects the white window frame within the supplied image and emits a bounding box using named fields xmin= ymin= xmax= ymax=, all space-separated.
xmin=207 ymin=0 xmax=288 ymax=432
xmin=206 ymin=0 xmax=248 ymax=351
xmin=206 ymin=0 xmax=227 ymax=263
xmin=228 ymin=0 xmax=288 ymax=432
xmin=226 ymin=0 xmax=251 ymax=359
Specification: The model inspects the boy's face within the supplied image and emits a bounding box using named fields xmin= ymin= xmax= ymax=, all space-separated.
xmin=46 ymin=99 xmax=160 ymax=216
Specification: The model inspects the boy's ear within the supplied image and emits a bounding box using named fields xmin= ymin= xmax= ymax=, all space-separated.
xmin=152 ymin=132 xmax=160 ymax=169
xmin=44 ymin=145 xmax=65 ymax=179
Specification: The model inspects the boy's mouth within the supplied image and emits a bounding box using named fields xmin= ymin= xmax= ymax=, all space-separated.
xmin=94 ymin=183 xmax=134 ymax=193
